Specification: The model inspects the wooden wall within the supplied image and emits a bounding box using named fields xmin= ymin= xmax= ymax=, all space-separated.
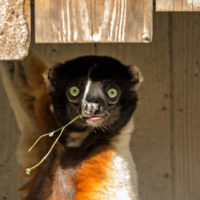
xmin=0 ymin=13 xmax=200 ymax=200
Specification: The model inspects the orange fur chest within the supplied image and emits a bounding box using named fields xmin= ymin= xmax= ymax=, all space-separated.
xmin=44 ymin=148 xmax=114 ymax=200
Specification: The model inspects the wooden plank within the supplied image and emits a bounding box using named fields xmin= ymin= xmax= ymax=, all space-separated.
xmin=182 ymin=0 xmax=193 ymax=11
xmin=193 ymin=0 xmax=200 ymax=10
xmin=156 ymin=0 xmax=174 ymax=11
xmin=125 ymin=14 xmax=172 ymax=200
xmin=166 ymin=0 xmax=175 ymax=11
xmin=0 ymin=0 xmax=30 ymax=60
xmin=156 ymin=0 xmax=165 ymax=11
xmin=170 ymin=13 xmax=200 ymax=200
xmin=156 ymin=0 xmax=200 ymax=11
xmin=173 ymin=0 xmax=183 ymax=11
xmin=143 ymin=0 xmax=153 ymax=42
xmin=35 ymin=0 xmax=153 ymax=43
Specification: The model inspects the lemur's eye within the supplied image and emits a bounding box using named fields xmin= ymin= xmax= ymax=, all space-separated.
xmin=69 ymin=86 xmax=80 ymax=97
xmin=107 ymin=88 xmax=118 ymax=98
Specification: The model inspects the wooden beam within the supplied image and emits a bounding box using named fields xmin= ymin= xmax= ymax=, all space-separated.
xmin=0 ymin=0 xmax=30 ymax=60
xmin=35 ymin=0 xmax=153 ymax=43
xmin=156 ymin=0 xmax=200 ymax=11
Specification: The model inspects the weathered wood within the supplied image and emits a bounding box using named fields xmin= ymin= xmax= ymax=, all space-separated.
xmin=170 ymin=13 xmax=200 ymax=200
xmin=0 ymin=0 xmax=30 ymax=60
xmin=35 ymin=0 xmax=153 ymax=43
xmin=156 ymin=0 xmax=200 ymax=11
xmin=126 ymin=14 xmax=172 ymax=200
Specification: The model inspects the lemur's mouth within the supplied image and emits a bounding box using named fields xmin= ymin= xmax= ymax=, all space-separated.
xmin=90 ymin=115 xmax=102 ymax=120
xmin=82 ymin=114 xmax=105 ymax=120
xmin=82 ymin=114 xmax=106 ymax=127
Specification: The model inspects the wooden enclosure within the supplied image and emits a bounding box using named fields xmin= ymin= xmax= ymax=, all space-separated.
xmin=0 ymin=12 xmax=200 ymax=200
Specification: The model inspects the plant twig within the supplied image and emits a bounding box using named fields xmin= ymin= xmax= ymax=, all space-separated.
xmin=28 ymin=128 xmax=61 ymax=152
xmin=26 ymin=115 xmax=82 ymax=175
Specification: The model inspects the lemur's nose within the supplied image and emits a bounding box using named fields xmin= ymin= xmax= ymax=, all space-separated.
xmin=83 ymin=102 xmax=101 ymax=115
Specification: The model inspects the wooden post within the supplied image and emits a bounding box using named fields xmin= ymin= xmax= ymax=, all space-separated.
xmin=0 ymin=0 xmax=30 ymax=60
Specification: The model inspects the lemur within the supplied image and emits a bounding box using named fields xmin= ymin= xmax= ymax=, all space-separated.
xmin=0 ymin=50 xmax=143 ymax=200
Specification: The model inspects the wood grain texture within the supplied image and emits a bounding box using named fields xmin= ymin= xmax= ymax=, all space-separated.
xmin=170 ymin=13 xmax=200 ymax=200
xmin=156 ymin=0 xmax=200 ymax=11
xmin=35 ymin=0 xmax=153 ymax=43
xmin=0 ymin=0 xmax=30 ymax=60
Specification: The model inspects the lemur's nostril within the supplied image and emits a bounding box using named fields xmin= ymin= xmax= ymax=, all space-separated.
xmin=85 ymin=104 xmax=88 ymax=111
xmin=84 ymin=102 xmax=101 ymax=115
xmin=92 ymin=104 xmax=100 ymax=115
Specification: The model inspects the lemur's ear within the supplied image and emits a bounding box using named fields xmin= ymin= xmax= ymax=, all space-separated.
xmin=129 ymin=65 xmax=144 ymax=91
xmin=43 ymin=65 xmax=58 ymax=88
xmin=43 ymin=68 xmax=50 ymax=88
xmin=43 ymin=64 xmax=66 ymax=93
xmin=44 ymin=63 xmax=66 ymax=87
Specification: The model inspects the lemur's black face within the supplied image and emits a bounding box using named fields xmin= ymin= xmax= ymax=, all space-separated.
xmin=48 ymin=56 xmax=140 ymax=135
xmin=66 ymin=77 xmax=121 ymax=127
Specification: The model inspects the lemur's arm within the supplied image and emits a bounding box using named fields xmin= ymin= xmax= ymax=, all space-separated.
xmin=0 ymin=50 xmax=56 ymax=169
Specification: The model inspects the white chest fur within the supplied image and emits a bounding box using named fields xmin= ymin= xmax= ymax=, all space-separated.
xmin=100 ymin=116 xmax=138 ymax=200
xmin=106 ymin=149 xmax=138 ymax=200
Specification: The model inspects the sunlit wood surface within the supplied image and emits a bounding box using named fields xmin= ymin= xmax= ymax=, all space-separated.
xmin=156 ymin=0 xmax=200 ymax=11
xmin=0 ymin=0 xmax=30 ymax=60
xmin=35 ymin=0 xmax=153 ymax=43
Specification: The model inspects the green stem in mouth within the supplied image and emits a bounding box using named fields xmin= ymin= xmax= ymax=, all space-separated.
xmin=25 ymin=115 xmax=82 ymax=175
